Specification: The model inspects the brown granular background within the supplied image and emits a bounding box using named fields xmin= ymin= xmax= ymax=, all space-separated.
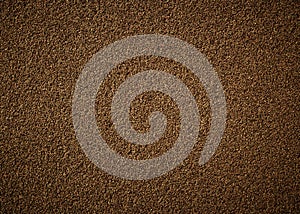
xmin=1 ymin=0 xmax=299 ymax=213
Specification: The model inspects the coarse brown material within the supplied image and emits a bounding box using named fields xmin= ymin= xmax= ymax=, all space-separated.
xmin=1 ymin=0 xmax=299 ymax=213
